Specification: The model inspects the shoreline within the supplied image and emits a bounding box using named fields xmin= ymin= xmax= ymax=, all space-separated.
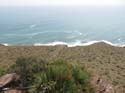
xmin=1 ymin=40 xmax=125 ymax=48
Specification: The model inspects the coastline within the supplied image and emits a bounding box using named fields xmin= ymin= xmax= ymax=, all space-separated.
xmin=1 ymin=40 xmax=125 ymax=48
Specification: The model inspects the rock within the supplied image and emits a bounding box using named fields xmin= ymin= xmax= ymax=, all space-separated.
xmin=91 ymin=75 xmax=114 ymax=93
xmin=0 ymin=73 xmax=20 ymax=88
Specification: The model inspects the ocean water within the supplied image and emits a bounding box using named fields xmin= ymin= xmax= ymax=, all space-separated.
xmin=0 ymin=6 xmax=125 ymax=46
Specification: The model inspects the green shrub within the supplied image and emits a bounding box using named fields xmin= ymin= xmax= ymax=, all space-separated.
xmin=34 ymin=59 xmax=94 ymax=93
xmin=9 ymin=57 xmax=47 ymax=86
xmin=0 ymin=69 xmax=6 ymax=77
xmin=9 ymin=58 xmax=95 ymax=93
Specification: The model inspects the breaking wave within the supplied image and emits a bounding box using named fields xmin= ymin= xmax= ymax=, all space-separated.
xmin=1 ymin=40 xmax=125 ymax=47
xmin=1 ymin=43 xmax=10 ymax=46
xmin=30 ymin=24 xmax=37 ymax=29
xmin=33 ymin=40 xmax=125 ymax=47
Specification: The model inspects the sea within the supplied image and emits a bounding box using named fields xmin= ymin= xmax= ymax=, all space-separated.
xmin=0 ymin=6 xmax=125 ymax=47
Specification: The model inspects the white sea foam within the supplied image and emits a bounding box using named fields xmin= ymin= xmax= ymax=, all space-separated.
xmin=74 ymin=30 xmax=83 ymax=35
xmin=67 ymin=30 xmax=83 ymax=39
xmin=34 ymin=41 xmax=68 ymax=46
xmin=1 ymin=40 xmax=125 ymax=47
xmin=1 ymin=43 xmax=10 ymax=46
xmin=118 ymin=38 xmax=121 ymax=41
xmin=30 ymin=24 xmax=37 ymax=28
xmin=34 ymin=40 xmax=125 ymax=47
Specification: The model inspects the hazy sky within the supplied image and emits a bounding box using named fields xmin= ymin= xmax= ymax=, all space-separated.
xmin=0 ymin=0 xmax=124 ymax=6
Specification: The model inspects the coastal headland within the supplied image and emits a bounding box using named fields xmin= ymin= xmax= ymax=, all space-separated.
xmin=0 ymin=42 xmax=125 ymax=93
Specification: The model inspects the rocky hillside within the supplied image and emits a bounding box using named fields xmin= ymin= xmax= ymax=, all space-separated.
xmin=0 ymin=42 xmax=125 ymax=93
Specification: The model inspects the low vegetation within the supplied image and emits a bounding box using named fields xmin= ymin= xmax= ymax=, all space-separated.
xmin=0 ymin=43 xmax=124 ymax=92
xmin=8 ymin=57 xmax=95 ymax=93
xmin=0 ymin=69 xmax=6 ymax=77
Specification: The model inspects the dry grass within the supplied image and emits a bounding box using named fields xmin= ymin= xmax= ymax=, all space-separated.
xmin=0 ymin=42 xmax=125 ymax=93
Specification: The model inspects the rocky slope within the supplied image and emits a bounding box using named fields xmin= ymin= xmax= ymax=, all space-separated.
xmin=0 ymin=42 xmax=125 ymax=93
